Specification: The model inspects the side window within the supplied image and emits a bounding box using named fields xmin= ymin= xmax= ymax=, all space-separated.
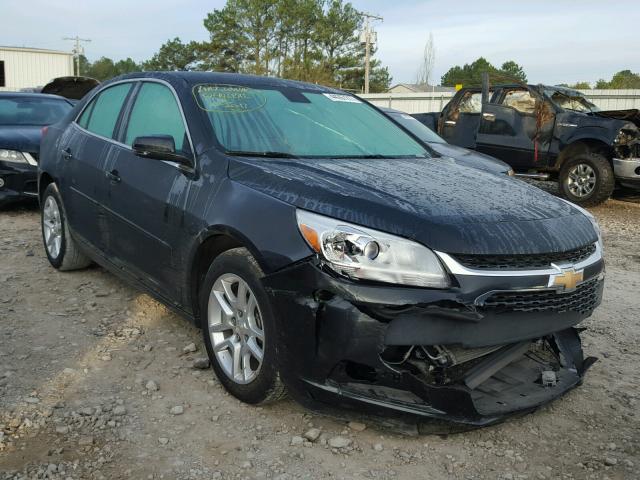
xmin=79 ymin=83 xmax=132 ymax=138
xmin=501 ymin=90 xmax=536 ymax=114
xmin=458 ymin=92 xmax=483 ymax=113
xmin=124 ymin=82 xmax=188 ymax=153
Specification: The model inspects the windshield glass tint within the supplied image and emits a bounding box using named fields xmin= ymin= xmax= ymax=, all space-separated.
xmin=545 ymin=89 xmax=599 ymax=113
xmin=389 ymin=112 xmax=445 ymax=144
xmin=194 ymin=85 xmax=428 ymax=158
xmin=0 ymin=97 xmax=71 ymax=126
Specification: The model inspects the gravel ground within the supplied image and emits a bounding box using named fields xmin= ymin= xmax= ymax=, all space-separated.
xmin=0 ymin=188 xmax=639 ymax=480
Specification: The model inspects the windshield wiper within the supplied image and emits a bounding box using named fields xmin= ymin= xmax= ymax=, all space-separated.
xmin=330 ymin=154 xmax=428 ymax=159
xmin=225 ymin=150 xmax=298 ymax=159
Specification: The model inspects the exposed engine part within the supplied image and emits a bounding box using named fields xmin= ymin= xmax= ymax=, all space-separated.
xmin=419 ymin=344 xmax=503 ymax=368
xmin=541 ymin=370 xmax=557 ymax=387
xmin=463 ymin=342 xmax=530 ymax=390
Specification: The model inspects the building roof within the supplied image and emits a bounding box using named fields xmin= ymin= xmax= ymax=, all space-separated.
xmin=388 ymin=83 xmax=456 ymax=93
xmin=0 ymin=46 xmax=73 ymax=56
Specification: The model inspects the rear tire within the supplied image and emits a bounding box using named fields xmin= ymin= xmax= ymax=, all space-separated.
xmin=559 ymin=153 xmax=614 ymax=207
xmin=200 ymin=248 xmax=286 ymax=404
xmin=41 ymin=183 xmax=92 ymax=271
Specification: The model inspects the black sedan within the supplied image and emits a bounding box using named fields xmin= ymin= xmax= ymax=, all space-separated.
xmin=381 ymin=107 xmax=514 ymax=176
xmin=0 ymin=93 xmax=73 ymax=207
xmin=39 ymin=72 xmax=603 ymax=427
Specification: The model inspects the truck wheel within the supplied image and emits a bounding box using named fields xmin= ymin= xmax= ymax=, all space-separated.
xmin=559 ymin=153 xmax=615 ymax=207
xmin=41 ymin=183 xmax=92 ymax=271
xmin=200 ymin=248 xmax=287 ymax=405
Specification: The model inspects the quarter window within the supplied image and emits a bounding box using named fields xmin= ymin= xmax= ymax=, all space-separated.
xmin=124 ymin=82 xmax=188 ymax=153
xmin=79 ymin=83 xmax=132 ymax=139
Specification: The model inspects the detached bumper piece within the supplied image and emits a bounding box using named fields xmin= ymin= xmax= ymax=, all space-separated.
xmin=263 ymin=261 xmax=601 ymax=426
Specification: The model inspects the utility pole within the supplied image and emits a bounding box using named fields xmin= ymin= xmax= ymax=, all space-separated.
xmin=63 ymin=36 xmax=91 ymax=76
xmin=359 ymin=12 xmax=382 ymax=94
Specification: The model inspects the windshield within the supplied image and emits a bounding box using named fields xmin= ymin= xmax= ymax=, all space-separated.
xmin=545 ymin=88 xmax=599 ymax=113
xmin=194 ymin=84 xmax=429 ymax=158
xmin=0 ymin=96 xmax=72 ymax=126
xmin=388 ymin=112 xmax=446 ymax=144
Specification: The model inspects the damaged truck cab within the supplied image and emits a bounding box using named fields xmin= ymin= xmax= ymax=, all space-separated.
xmin=415 ymin=84 xmax=640 ymax=206
xmin=39 ymin=72 xmax=604 ymax=428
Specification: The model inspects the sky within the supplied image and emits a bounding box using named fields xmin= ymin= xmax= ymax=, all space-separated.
xmin=3 ymin=0 xmax=639 ymax=86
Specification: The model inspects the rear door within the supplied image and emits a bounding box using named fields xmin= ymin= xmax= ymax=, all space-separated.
xmin=104 ymin=80 xmax=194 ymax=300
xmin=61 ymin=82 xmax=134 ymax=252
xmin=439 ymin=89 xmax=484 ymax=149
xmin=475 ymin=87 xmax=555 ymax=168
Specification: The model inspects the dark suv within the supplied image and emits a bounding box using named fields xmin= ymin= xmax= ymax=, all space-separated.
xmin=39 ymin=72 xmax=604 ymax=427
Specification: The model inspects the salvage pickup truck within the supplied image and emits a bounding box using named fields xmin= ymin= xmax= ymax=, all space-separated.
xmin=414 ymin=84 xmax=640 ymax=206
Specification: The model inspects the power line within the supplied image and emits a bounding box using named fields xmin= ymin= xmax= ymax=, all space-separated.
xmin=63 ymin=36 xmax=91 ymax=76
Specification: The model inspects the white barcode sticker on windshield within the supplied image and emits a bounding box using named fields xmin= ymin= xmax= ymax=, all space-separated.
xmin=323 ymin=93 xmax=361 ymax=103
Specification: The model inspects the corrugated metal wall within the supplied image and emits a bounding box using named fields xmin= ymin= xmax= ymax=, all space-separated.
xmin=0 ymin=48 xmax=74 ymax=91
xmin=359 ymin=90 xmax=640 ymax=113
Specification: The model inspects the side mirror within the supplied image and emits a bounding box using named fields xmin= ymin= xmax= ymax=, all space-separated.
xmin=132 ymin=135 xmax=192 ymax=166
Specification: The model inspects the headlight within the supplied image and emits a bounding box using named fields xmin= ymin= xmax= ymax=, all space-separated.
xmin=0 ymin=150 xmax=27 ymax=164
xmin=296 ymin=210 xmax=450 ymax=288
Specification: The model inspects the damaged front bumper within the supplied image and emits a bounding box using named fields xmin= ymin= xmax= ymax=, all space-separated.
xmin=262 ymin=250 xmax=603 ymax=426
xmin=613 ymin=157 xmax=640 ymax=189
xmin=0 ymin=160 xmax=38 ymax=207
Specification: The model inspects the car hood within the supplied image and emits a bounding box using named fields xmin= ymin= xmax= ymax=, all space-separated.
xmin=427 ymin=142 xmax=510 ymax=174
xmin=41 ymin=76 xmax=100 ymax=101
xmin=228 ymin=156 xmax=597 ymax=255
xmin=0 ymin=125 xmax=42 ymax=154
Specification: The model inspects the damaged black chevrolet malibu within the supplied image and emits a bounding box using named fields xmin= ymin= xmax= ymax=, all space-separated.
xmin=38 ymin=72 xmax=604 ymax=427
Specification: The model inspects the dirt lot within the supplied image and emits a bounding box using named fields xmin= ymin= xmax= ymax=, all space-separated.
xmin=1 ymin=191 xmax=639 ymax=480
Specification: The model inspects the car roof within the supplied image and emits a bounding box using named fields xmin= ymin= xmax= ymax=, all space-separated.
xmin=108 ymin=71 xmax=347 ymax=94
xmin=0 ymin=92 xmax=70 ymax=102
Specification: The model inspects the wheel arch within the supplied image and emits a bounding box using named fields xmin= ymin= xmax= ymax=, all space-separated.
xmin=188 ymin=226 xmax=268 ymax=327
xmin=554 ymin=138 xmax=612 ymax=170
xmin=38 ymin=171 xmax=56 ymax=203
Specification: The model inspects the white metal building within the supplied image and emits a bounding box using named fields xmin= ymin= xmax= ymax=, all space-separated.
xmin=0 ymin=46 xmax=74 ymax=92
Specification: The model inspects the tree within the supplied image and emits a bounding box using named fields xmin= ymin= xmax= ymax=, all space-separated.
xmin=86 ymin=57 xmax=117 ymax=81
xmin=197 ymin=0 xmax=388 ymax=89
xmin=569 ymin=81 xmax=591 ymax=90
xmin=500 ymin=61 xmax=527 ymax=83
xmin=142 ymin=37 xmax=200 ymax=71
xmin=441 ymin=57 xmax=528 ymax=87
xmin=594 ymin=70 xmax=640 ymax=89
xmin=415 ymin=33 xmax=435 ymax=86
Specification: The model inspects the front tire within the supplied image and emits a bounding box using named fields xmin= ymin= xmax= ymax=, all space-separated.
xmin=559 ymin=153 xmax=615 ymax=207
xmin=200 ymin=248 xmax=286 ymax=404
xmin=41 ymin=183 xmax=92 ymax=271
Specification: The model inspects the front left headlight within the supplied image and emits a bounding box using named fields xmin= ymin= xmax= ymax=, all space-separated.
xmin=0 ymin=150 xmax=27 ymax=164
xmin=296 ymin=210 xmax=450 ymax=288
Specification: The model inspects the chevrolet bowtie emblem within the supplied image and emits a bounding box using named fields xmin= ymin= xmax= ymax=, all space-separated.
xmin=548 ymin=267 xmax=584 ymax=291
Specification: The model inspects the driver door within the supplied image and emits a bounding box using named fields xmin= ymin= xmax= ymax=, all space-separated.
xmin=476 ymin=88 xmax=555 ymax=168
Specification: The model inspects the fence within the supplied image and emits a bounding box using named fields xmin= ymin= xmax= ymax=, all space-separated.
xmin=358 ymin=89 xmax=640 ymax=114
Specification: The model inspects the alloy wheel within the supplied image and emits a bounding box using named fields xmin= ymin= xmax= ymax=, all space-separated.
xmin=567 ymin=163 xmax=596 ymax=198
xmin=207 ymin=273 xmax=265 ymax=384
xmin=43 ymin=196 xmax=62 ymax=259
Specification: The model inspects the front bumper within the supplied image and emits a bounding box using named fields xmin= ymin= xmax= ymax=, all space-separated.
xmin=613 ymin=157 xmax=640 ymax=189
xmin=0 ymin=159 xmax=38 ymax=207
xmin=262 ymin=253 xmax=603 ymax=427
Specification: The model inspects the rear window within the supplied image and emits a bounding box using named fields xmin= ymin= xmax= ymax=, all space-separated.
xmin=78 ymin=83 xmax=132 ymax=139
xmin=0 ymin=97 xmax=72 ymax=126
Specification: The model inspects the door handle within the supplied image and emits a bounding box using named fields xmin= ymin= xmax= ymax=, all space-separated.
xmin=444 ymin=120 xmax=457 ymax=126
xmin=482 ymin=112 xmax=496 ymax=122
xmin=62 ymin=148 xmax=73 ymax=160
xmin=105 ymin=169 xmax=121 ymax=183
